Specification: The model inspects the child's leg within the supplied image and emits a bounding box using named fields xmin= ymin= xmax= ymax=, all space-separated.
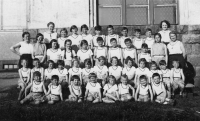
xmin=105 ymin=93 xmax=118 ymax=101
xmin=93 ymin=97 xmax=100 ymax=103
xmin=18 ymin=84 xmax=25 ymax=101
xmin=20 ymin=93 xmax=33 ymax=104
xmin=102 ymin=97 xmax=115 ymax=103
xmin=68 ymin=95 xmax=77 ymax=101
xmin=178 ymin=79 xmax=185 ymax=95
xmin=86 ymin=93 xmax=94 ymax=102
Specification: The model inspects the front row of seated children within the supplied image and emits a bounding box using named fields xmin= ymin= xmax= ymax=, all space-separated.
xmin=20 ymin=70 xmax=175 ymax=105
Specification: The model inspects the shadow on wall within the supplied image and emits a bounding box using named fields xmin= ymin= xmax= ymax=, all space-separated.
xmin=184 ymin=56 xmax=196 ymax=85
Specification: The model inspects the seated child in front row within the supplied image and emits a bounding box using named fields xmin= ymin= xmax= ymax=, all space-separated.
xmin=66 ymin=75 xmax=82 ymax=102
xmin=20 ymin=71 xmax=46 ymax=104
xmin=109 ymin=56 xmax=122 ymax=83
xmin=170 ymin=60 xmax=185 ymax=97
xmin=18 ymin=59 xmax=31 ymax=100
xmin=135 ymin=75 xmax=153 ymax=102
xmin=44 ymin=75 xmax=63 ymax=104
xmin=118 ymin=75 xmax=135 ymax=102
xmin=102 ymin=75 xmax=120 ymax=103
xmin=84 ymin=73 xmax=102 ymax=103
xmin=151 ymin=73 xmax=170 ymax=104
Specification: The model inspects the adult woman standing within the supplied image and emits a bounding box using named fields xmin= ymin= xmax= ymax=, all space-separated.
xmin=10 ymin=32 xmax=34 ymax=68
xmin=167 ymin=31 xmax=186 ymax=69
xmin=33 ymin=33 xmax=47 ymax=64
xmin=43 ymin=22 xmax=58 ymax=49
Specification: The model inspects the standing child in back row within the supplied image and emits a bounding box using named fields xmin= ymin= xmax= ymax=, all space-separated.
xmin=106 ymin=25 xmax=119 ymax=47
xmin=144 ymin=28 xmax=154 ymax=50
xmin=81 ymin=24 xmax=93 ymax=49
xmin=132 ymin=29 xmax=144 ymax=51
xmin=58 ymin=28 xmax=68 ymax=50
xmin=119 ymin=27 xmax=131 ymax=48
xmin=158 ymin=20 xmax=171 ymax=45
xmin=92 ymin=25 xmax=106 ymax=48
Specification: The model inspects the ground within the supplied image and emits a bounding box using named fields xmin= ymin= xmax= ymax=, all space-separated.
xmin=0 ymin=75 xmax=200 ymax=121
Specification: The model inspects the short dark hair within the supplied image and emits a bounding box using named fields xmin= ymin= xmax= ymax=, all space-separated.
xmin=124 ymin=38 xmax=132 ymax=43
xmin=122 ymin=27 xmax=128 ymax=32
xmin=36 ymin=33 xmax=44 ymax=41
xmin=98 ymin=56 xmax=106 ymax=62
xmin=107 ymin=25 xmax=114 ymax=30
xmin=154 ymin=33 xmax=162 ymax=41
xmin=47 ymin=22 xmax=55 ymax=27
xmin=84 ymin=59 xmax=92 ymax=65
xmin=57 ymin=60 xmax=65 ymax=66
xmin=141 ymin=43 xmax=148 ymax=49
xmin=146 ymin=28 xmax=152 ymax=32
xmin=47 ymin=60 xmax=54 ymax=67
xmin=52 ymin=75 xmax=59 ymax=80
xmin=50 ymin=39 xmax=59 ymax=49
xmin=121 ymin=74 xmax=128 ymax=80
xmin=169 ymin=31 xmax=177 ymax=37
xmin=65 ymin=39 xmax=72 ymax=45
xmin=97 ymin=37 xmax=103 ymax=42
xmin=160 ymin=20 xmax=171 ymax=28
xmin=111 ymin=56 xmax=118 ymax=64
xmin=108 ymin=75 xmax=116 ymax=83
xmin=159 ymin=60 xmax=166 ymax=66
xmin=70 ymin=25 xmax=78 ymax=32
xmin=125 ymin=56 xmax=133 ymax=64
xmin=33 ymin=58 xmax=40 ymax=62
xmin=152 ymin=73 xmax=160 ymax=79
xmin=110 ymin=38 xmax=117 ymax=43
xmin=139 ymin=75 xmax=147 ymax=81
xmin=22 ymin=32 xmax=30 ymax=38
xmin=80 ymin=40 xmax=88 ymax=46
xmin=94 ymin=25 xmax=102 ymax=31
xmin=139 ymin=58 xmax=146 ymax=64
xmin=71 ymin=75 xmax=80 ymax=81
xmin=89 ymin=73 xmax=97 ymax=78
xmin=60 ymin=28 xmax=68 ymax=34
xmin=81 ymin=24 xmax=89 ymax=31
xmin=134 ymin=29 xmax=141 ymax=33
xmin=33 ymin=71 xmax=41 ymax=78
xmin=150 ymin=61 xmax=158 ymax=68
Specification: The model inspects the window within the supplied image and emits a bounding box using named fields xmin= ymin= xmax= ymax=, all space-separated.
xmin=98 ymin=0 xmax=178 ymax=25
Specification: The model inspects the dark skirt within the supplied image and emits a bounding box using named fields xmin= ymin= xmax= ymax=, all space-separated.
xmin=18 ymin=54 xmax=33 ymax=69
xmin=168 ymin=54 xmax=185 ymax=69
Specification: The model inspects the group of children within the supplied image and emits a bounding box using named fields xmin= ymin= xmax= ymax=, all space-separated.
xmin=16 ymin=20 xmax=186 ymax=105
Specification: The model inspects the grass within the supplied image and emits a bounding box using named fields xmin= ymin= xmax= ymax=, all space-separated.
xmin=0 ymin=85 xmax=200 ymax=121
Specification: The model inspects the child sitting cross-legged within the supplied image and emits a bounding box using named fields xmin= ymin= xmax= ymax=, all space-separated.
xmin=66 ymin=75 xmax=82 ymax=103
xmin=20 ymin=71 xmax=47 ymax=104
xmin=102 ymin=75 xmax=120 ymax=103
xmin=84 ymin=73 xmax=102 ymax=103
xmin=118 ymin=74 xmax=135 ymax=102
xmin=135 ymin=75 xmax=153 ymax=102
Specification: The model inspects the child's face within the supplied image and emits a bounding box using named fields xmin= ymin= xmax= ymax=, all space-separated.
xmin=82 ymin=28 xmax=88 ymax=34
xmin=139 ymin=61 xmax=145 ymax=68
xmin=122 ymin=30 xmax=128 ymax=36
xmin=140 ymin=79 xmax=147 ymax=86
xmin=61 ymin=31 xmax=67 ymax=38
xmin=95 ymin=30 xmax=101 ymax=35
xmin=37 ymin=36 xmax=43 ymax=43
xmin=21 ymin=60 xmax=28 ymax=68
xmin=52 ymin=78 xmax=58 ymax=85
xmin=52 ymin=42 xmax=57 ymax=49
xmin=162 ymin=22 xmax=168 ymax=30
xmin=127 ymin=60 xmax=133 ymax=68
xmin=135 ymin=32 xmax=141 ymax=38
xmin=73 ymin=61 xmax=79 ymax=67
xmin=173 ymin=61 xmax=179 ymax=69
xmin=66 ymin=42 xmax=71 ymax=49
xmin=34 ymin=75 xmax=40 ymax=82
xmin=23 ymin=34 xmax=30 ymax=41
xmin=142 ymin=47 xmax=148 ymax=53
xmin=48 ymin=24 xmax=54 ymax=31
xmin=160 ymin=65 xmax=167 ymax=70
xmin=73 ymin=78 xmax=79 ymax=85
xmin=34 ymin=61 xmax=40 ymax=68
xmin=125 ymin=41 xmax=132 ymax=48
xmin=82 ymin=44 xmax=88 ymax=49
xmin=155 ymin=35 xmax=161 ymax=43
xmin=151 ymin=64 xmax=157 ymax=70
xmin=72 ymin=28 xmax=78 ymax=34
xmin=112 ymin=58 xmax=118 ymax=66
xmin=111 ymin=40 xmax=117 ymax=47
xmin=97 ymin=40 xmax=103 ymax=47
xmin=107 ymin=28 xmax=113 ymax=35
xmin=90 ymin=77 xmax=96 ymax=83
xmin=170 ymin=34 xmax=177 ymax=42
xmin=58 ymin=65 xmax=63 ymax=69
xmin=153 ymin=76 xmax=160 ymax=84
xmin=121 ymin=77 xmax=128 ymax=85
xmin=109 ymin=78 xmax=115 ymax=85
xmin=146 ymin=31 xmax=152 ymax=37
xmin=99 ymin=59 xmax=105 ymax=66
xmin=85 ymin=64 xmax=91 ymax=69
xmin=48 ymin=62 xmax=54 ymax=69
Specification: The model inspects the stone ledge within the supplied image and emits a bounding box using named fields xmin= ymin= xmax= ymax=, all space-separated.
xmin=182 ymin=34 xmax=200 ymax=44
xmin=187 ymin=55 xmax=200 ymax=66
xmin=0 ymin=72 xmax=19 ymax=79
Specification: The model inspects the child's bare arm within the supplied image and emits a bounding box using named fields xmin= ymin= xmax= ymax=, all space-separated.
xmin=129 ymin=85 xmax=135 ymax=98
xmin=65 ymin=74 xmax=68 ymax=83
xmin=116 ymin=91 xmax=120 ymax=100
xmin=134 ymin=49 xmax=138 ymax=64
xmin=90 ymin=55 xmax=94 ymax=67
xmin=84 ymin=89 xmax=89 ymax=99
xmin=98 ymin=89 xmax=102 ymax=101
xmin=78 ymin=87 xmax=82 ymax=98
xmin=164 ymin=45 xmax=168 ymax=65
xmin=59 ymin=86 xmax=63 ymax=101
xmin=135 ymin=86 xmax=139 ymax=101
xmin=25 ymin=83 xmax=32 ymax=96
xmin=69 ymin=74 xmax=72 ymax=85
xmin=103 ymin=90 xmax=107 ymax=96
xmin=10 ymin=43 xmax=21 ymax=56
xmin=18 ymin=69 xmax=24 ymax=83
xmin=148 ymin=85 xmax=153 ymax=102
xmin=26 ymin=70 xmax=31 ymax=84
xmin=170 ymin=70 xmax=174 ymax=83
xmin=120 ymin=49 xmax=123 ymax=64
xmin=46 ymin=85 xmax=51 ymax=96
xmin=108 ymin=50 xmax=111 ymax=63
xmin=42 ymin=84 xmax=47 ymax=94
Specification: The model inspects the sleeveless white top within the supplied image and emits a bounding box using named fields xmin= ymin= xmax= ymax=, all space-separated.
xmin=152 ymin=82 xmax=164 ymax=95
xmin=159 ymin=69 xmax=171 ymax=78
xmin=61 ymin=49 xmax=76 ymax=61
xmin=135 ymin=68 xmax=150 ymax=77
xmin=32 ymin=67 xmax=44 ymax=75
xmin=47 ymin=49 xmax=62 ymax=63
xmin=106 ymin=34 xmax=119 ymax=47
xmin=44 ymin=69 xmax=54 ymax=79
xmin=167 ymin=41 xmax=183 ymax=55
xmin=118 ymin=83 xmax=130 ymax=95
xmin=133 ymin=38 xmax=144 ymax=49
xmin=148 ymin=70 xmax=161 ymax=78
xmin=92 ymin=35 xmax=105 ymax=47
xmin=119 ymin=36 xmax=131 ymax=48
xmin=53 ymin=68 xmax=68 ymax=79
xmin=70 ymin=84 xmax=81 ymax=95
xmin=19 ymin=42 xmax=33 ymax=55
xmin=122 ymin=66 xmax=136 ymax=80
xmin=77 ymin=49 xmax=93 ymax=62
xmin=139 ymin=84 xmax=149 ymax=95
xmin=86 ymin=82 xmax=101 ymax=93
xmin=109 ymin=66 xmax=122 ymax=80
xmin=139 ymin=53 xmax=151 ymax=62
xmin=95 ymin=47 xmax=107 ymax=58
xmin=51 ymin=84 xmax=61 ymax=95
xmin=81 ymin=34 xmax=93 ymax=45
xmin=123 ymin=48 xmax=136 ymax=59
xmin=93 ymin=65 xmax=108 ymax=79
xmin=32 ymin=81 xmax=43 ymax=93
xmin=82 ymin=68 xmax=95 ymax=78
xmin=109 ymin=47 xmax=121 ymax=59
xmin=43 ymin=32 xmax=58 ymax=43
xmin=67 ymin=35 xmax=82 ymax=46
xmin=145 ymin=37 xmax=154 ymax=49
xmin=158 ymin=30 xmax=171 ymax=43
xmin=58 ymin=37 xmax=68 ymax=49
xmin=68 ymin=68 xmax=82 ymax=76
xmin=172 ymin=68 xmax=182 ymax=78
xmin=103 ymin=84 xmax=118 ymax=94
xmin=20 ymin=68 xmax=31 ymax=82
